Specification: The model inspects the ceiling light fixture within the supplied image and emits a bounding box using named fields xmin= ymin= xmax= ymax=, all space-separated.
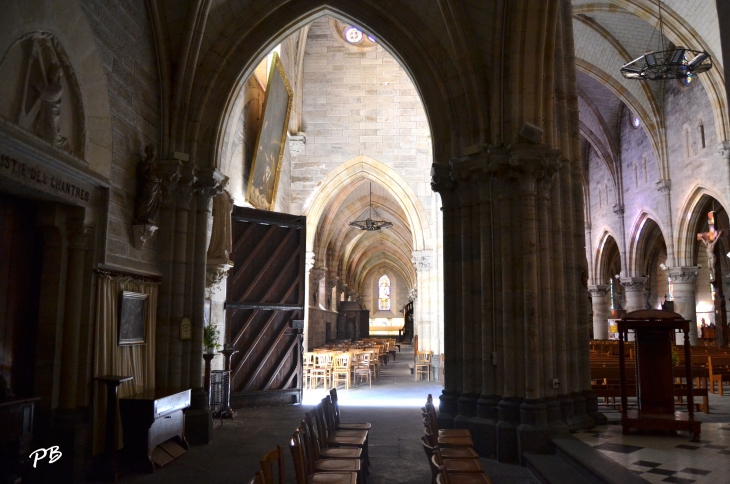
xmin=349 ymin=182 xmax=392 ymax=231
xmin=620 ymin=0 xmax=712 ymax=81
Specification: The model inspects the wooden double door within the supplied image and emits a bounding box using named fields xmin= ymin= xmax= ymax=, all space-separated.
xmin=225 ymin=207 xmax=306 ymax=406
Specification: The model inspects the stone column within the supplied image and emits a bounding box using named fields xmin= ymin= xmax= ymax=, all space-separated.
xmin=719 ymin=141 xmax=730 ymax=204
xmin=621 ymin=277 xmax=647 ymax=312
xmin=667 ymin=266 xmax=700 ymax=345
xmin=412 ymin=250 xmax=434 ymax=353
xmin=59 ymin=222 xmax=93 ymax=409
xmin=657 ymin=180 xmax=676 ymax=267
xmin=613 ymin=205 xmax=628 ymax=276
xmin=303 ymin=251 xmax=315 ymax=351
xmin=431 ymin=164 xmax=459 ymax=418
xmin=587 ymin=285 xmax=610 ymax=340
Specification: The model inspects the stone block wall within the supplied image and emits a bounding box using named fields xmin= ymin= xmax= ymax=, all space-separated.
xmin=292 ymin=17 xmax=434 ymax=217
xmin=80 ymin=0 xmax=162 ymax=274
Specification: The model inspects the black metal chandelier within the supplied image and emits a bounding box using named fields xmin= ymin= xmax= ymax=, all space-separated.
xmin=620 ymin=0 xmax=712 ymax=81
xmin=349 ymin=183 xmax=392 ymax=231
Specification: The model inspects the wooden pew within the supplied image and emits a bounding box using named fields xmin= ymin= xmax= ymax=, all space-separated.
xmin=708 ymin=356 xmax=730 ymax=396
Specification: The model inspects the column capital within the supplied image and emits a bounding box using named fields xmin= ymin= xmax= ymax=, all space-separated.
xmin=667 ymin=266 xmax=700 ymax=283
xmin=194 ymin=168 xmax=228 ymax=210
xmin=587 ymin=284 xmax=609 ymax=297
xmin=612 ymin=204 xmax=625 ymax=216
xmin=717 ymin=140 xmax=730 ymax=159
xmin=620 ymin=276 xmax=646 ymax=290
xmin=656 ymin=179 xmax=671 ymax=193
xmin=305 ymin=251 xmax=316 ymax=271
xmin=326 ymin=275 xmax=339 ymax=291
xmin=289 ymin=134 xmax=306 ymax=157
xmin=67 ymin=222 xmax=94 ymax=250
xmin=585 ymin=222 xmax=592 ymax=231
xmin=412 ymin=251 xmax=433 ymax=272
xmin=310 ymin=267 xmax=327 ymax=283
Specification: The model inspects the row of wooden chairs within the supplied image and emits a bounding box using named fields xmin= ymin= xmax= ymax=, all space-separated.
xmin=420 ymin=395 xmax=493 ymax=484
xmin=304 ymin=350 xmax=380 ymax=390
xmin=246 ymin=389 xmax=371 ymax=484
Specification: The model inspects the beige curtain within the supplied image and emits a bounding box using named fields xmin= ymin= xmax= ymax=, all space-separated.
xmin=92 ymin=273 xmax=158 ymax=454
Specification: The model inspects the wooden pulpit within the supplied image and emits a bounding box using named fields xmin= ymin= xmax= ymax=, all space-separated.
xmin=618 ymin=309 xmax=700 ymax=441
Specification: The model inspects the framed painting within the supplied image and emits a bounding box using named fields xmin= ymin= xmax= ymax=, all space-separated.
xmin=246 ymin=51 xmax=293 ymax=210
xmin=118 ymin=291 xmax=147 ymax=345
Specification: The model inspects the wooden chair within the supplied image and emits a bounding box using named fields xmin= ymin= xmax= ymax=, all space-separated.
xmin=303 ymin=352 xmax=316 ymax=389
xmin=329 ymin=389 xmax=372 ymax=431
xmin=298 ymin=424 xmax=364 ymax=484
xmin=289 ymin=430 xmax=357 ymax=484
xmin=427 ymin=448 xmax=483 ymax=484
xmin=424 ymin=428 xmax=474 ymax=449
xmin=311 ymin=353 xmax=333 ymax=389
xmin=260 ymin=446 xmax=285 ymax=484
xmin=709 ymin=356 xmax=730 ymax=395
xmin=420 ymin=436 xmax=479 ymax=460
xmin=432 ymin=455 xmax=493 ymax=484
xmin=247 ymin=471 xmax=265 ymax=484
xmin=332 ymin=353 xmax=352 ymax=391
xmin=353 ymin=352 xmax=372 ymax=387
xmin=316 ymin=399 xmax=370 ymax=468
xmin=304 ymin=412 xmax=364 ymax=462
xmin=416 ymin=351 xmax=432 ymax=381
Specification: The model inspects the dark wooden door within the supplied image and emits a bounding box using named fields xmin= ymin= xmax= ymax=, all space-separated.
xmin=225 ymin=207 xmax=306 ymax=407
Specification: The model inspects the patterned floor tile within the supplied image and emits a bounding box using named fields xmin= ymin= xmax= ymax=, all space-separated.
xmin=593 ymin=442 xmax=643 ymax=454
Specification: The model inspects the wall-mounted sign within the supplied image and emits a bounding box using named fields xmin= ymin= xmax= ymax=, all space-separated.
xmin=180 ymin=317 xmax=192 ymax=341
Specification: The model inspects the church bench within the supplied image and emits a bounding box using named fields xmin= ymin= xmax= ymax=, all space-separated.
xmin=708 ymin=356 xmax=730 ymax=395
xmin=591 ymin=383 xmax=709 ymax=413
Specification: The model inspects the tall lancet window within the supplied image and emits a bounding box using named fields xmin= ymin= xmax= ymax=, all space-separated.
xmin=378 ymin=275 xmax=391 ymax=311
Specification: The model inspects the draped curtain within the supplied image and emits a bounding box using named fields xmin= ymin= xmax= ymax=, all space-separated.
xmin=92 ymin=273 xmax=158 ymax=454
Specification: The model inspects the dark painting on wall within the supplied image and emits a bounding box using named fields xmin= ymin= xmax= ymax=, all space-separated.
xmin=119 ymin=291 xmax=147 ymax=345
xmin=245 ymin=51 xmax=293 ymax=211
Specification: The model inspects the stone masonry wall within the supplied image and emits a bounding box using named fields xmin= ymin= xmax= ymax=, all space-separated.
xmin=292 ymin=17 xmax=434 ymax=218
xmin=80 ymin=0 xmax=162 ymax=274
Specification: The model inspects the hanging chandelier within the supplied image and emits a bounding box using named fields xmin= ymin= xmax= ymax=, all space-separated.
xmin=620 ymin=0 xmax=712 ymax=81
xmin=349 ymin=183 xmax=392 ymax=231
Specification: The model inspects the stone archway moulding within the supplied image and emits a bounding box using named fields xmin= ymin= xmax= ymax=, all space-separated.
xmin=594 ymin=228 xmax=622 ymax=285
xmin=675 ymin=185 xmax=730 ymax=267
xmin=627 ymin=210 xmax=669 ymax=277
xmin=304 ymin=155 xmax=432 ymax=253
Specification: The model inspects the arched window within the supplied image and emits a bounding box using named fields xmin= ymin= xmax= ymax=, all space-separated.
xmin=378 ymin=275 xmax=391 ymax=311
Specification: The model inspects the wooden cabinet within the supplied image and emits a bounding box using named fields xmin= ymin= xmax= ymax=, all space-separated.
xmin=0 ymin=397 xmax=38 ymax=483
xmin=119 ymin=388 xmax=190 ymax=472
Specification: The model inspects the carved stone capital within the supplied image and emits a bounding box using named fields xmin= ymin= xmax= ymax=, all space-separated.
xmin=718 ymin=140 xmax=730 ymax=160
xmin=174 ymin=162 xmax=197 ymax=209
xmin=620 ymin=276 xmax=646 ymax=291
xmin=656 ymin=179 xmax=671 ymax=193
xmin=157 ymin=159 xmax=184 ymax=207
xmin=326 ymin=276 xmax=339 ymax=291
xmin=67 ymin=222 xmax=93 ymax=250
xmin=667 ymin=266 xmax=700 ymax=284
xmin=412 ymin=251 xmax=433 ymax=272
xmin=505 ymin=143 xmax=561 ymax=196
xmin=587 ymin=284 xmax=609 ymax=298
xmin=305 ymin=251 xmax=316 ymax=271
xmin=431 ymin=163 xmax=456 ymax=195
xmin=205 ymin=262 xmax=233 ymax=296
xmin=612 ymin=204 xmax=625 ymax=216
xmin=408 ymin=285 xmax=418 ymax=302
xmin=194 ymin=168 xmax=228 ymax=211
xmin=310 ymin=267 xmax=327 ymax=284
xmin=132 ymin=223 xmax=158 ymax=249
xmin=289 ymin=134 xmax=306 ymax=157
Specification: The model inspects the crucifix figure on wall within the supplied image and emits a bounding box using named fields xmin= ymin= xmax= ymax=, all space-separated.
xmin=697 ymin=210 xmax=728 ymax=346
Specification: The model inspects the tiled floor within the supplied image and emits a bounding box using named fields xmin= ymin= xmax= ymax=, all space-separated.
xmin=574 ymin=421 xmax=730 ymax=483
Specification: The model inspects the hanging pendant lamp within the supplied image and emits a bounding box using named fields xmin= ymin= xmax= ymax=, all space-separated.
xmin=620 ymin=0 xmax=712 ymax=81
xmin=349 ymin=183 xmax=392 ymax=231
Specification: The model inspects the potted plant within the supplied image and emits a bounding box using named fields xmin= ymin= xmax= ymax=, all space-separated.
xmin=204 ymin=324 xmax=221 ymax=354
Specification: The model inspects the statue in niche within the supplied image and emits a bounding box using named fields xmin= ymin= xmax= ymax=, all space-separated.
xmin=207 ymin=188 xmax=233 ymax=263
xmin=134 ymin=145 xmax=162 ymax=225
xmin=36 ymin=63 xmax=69 ymax=151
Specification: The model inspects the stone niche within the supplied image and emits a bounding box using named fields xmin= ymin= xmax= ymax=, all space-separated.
xmin=0 ymin=31 xmax=85 ymax=158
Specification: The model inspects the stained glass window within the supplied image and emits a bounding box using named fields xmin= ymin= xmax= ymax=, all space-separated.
xmin=378 ymin=275 xmax=391 ymax=311
xmin=631 ymin=115 xmax=641 ymax=128
xmin=345 ymin=27 xmax=363 ymax=43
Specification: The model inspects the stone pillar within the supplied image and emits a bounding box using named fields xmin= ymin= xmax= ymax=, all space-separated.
xmin=657 ymin=180 xmax=676 ymax=267
xmin=186 ymin=167 xmax=226 ymax=446
xmin=59 ymin=222 xmax=93 ymax=409
xmin=719 ymin=142 xmax=730 ymax=214
xmin=431 ymin=164 xmax=459 ymax=419
xmin=667 ymin=267 xmax=700 ymax=345
xmin=587 ymin=285 xmax=610 ymax=340
xmin=412 ymin=251 xmax=434 ymax=354
xmin=621 ymin=277 xmax=646 ymax=312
